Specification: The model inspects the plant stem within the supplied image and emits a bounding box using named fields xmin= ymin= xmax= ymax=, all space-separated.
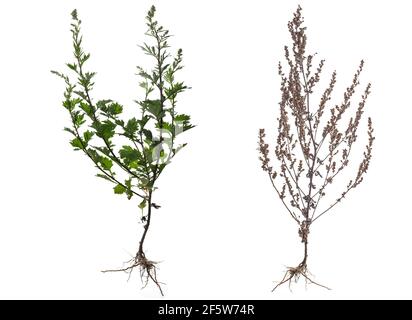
xmin=300 ymin=238 xmax=308 ymax=267
xmin=300 ymin=61 xmax=319 ymax=225
xmin=138 ymin=190 xmax=153 ymax=257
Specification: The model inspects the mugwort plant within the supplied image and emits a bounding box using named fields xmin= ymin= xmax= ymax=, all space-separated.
xmin=258 ymin=6 xmax=374 ymax=291
xmin=52 ymin=6 xmax=194 ymax=295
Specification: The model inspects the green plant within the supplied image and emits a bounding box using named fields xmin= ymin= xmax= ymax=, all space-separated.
xmin=258 ymin=6 xmax=374 ymax=291
xmin=52 ymin=6 xmax=194 ymax=295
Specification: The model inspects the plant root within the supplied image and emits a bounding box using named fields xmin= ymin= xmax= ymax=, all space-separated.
xmin=102 ymin=252 xmax=164 ymax=296
xmin=272 ymin=263 xmax=331 ymax=292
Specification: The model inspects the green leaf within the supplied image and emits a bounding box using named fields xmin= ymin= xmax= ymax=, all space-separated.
xmin=100 ymin=157 xmax=113 ymax=171
xmin=82 ymin=53 xmax=91 ymax=64
xmin=96 ymin=100 xmax=112 ymax=110
xmin=138 ymin=115 xmax=150 ymax=128
xmin=96 ymin=173 xmax=113 ymax=182
xmin=66 ymin=63 xmax=78 ymax=71
xmin=119 ymin=145 xmax=141 ymax=165
xmin=87 ymin=148 xmax=99 ymax=162
xmin=139 ymin=43 xmax=157 ymax=56
xmin=83 ymin=130 xmax=94 ymax=144
xmin=70 ymin=137 xmax=83 ymax=150
xmin=94 ymin=146 xmax=110 ymax=157
xmin=165 ymin=82 xmax=187 ymax=99
xmin=63 ymin=100 xmax=74 ymax=111
xmin=125 ymin=178 xmax=133 ymax=200
xmin=174 ymin=114 xmax=194 ymax=133
xmin=183 ymin=123 xmax=195 ymax=132
xmin=63 ymin=98 xmax=80 ymax=111
xmin=137 ymin=67 xmax=153 ymax=81
xmin=155 ymin=121 xmax=173 ymax=133
xmin=143 ymin=147 xmax=153 ymax=163
xmin=64 ymin=127 xmax=75 ymax=135
xmin=129 ymin=161 xmax=139 ymax=169
xmin=79 ymin=102 xmax=93 ymax=116
xmin=140 ymin=81 xmax=149 ymax=89
xmin=138 ymin=199 xmax=147 ymax=209
xmin=88 ymin=148 xmax=113 ymax=171
xmin=142 ymin=100 xmax=163 ymax=118
xmin=142 ymin=129 xmax=153 ymax=141
xmin=115 ymin=119 xmax=124 ymax=127
xmin=175 ymin=114 xmax=190 ymax=122
xmin=113 ymin=184 xmax=126 ymax=194
xmin=164 ymin=68 xmax=174 ymax=84
xmin=74 ymin=90 xmax=87 ymax=101
xmin=125 ymin=118 xmax=139 ymax=136
xmin=73 ymin=111 xmax=86 ymax=127
xmin=108 ymin=102 xmax=123 ymax=115
xmin=98 ymin=100 xmax=123 ymax=116
xmin=93 ymin=120 xmax=116 ymax=140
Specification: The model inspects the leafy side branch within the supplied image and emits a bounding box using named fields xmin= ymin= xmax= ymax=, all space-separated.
xmin=258 ymin=6 xmax=375 ymax=291
xmin=52 ymin=6 xmax=194 ymax=296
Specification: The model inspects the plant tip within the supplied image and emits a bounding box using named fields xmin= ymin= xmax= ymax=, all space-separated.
xmin=71 ymin=9 xmax=78 ymax=20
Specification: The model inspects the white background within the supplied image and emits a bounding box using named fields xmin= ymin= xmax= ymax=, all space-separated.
xmin=0 ymin=0 xmax=410 ymax=299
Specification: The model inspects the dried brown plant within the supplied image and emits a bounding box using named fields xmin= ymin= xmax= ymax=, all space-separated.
xmin=258 ymin=6 xmax=375 ymax=291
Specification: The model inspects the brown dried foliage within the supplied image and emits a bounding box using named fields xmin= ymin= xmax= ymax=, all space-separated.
xmin=258 ymin=6 xmax=375 ymax=291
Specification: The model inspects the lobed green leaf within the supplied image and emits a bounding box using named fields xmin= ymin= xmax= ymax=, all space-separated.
xmin=113 ymin=184 xmax=126 ymax=194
